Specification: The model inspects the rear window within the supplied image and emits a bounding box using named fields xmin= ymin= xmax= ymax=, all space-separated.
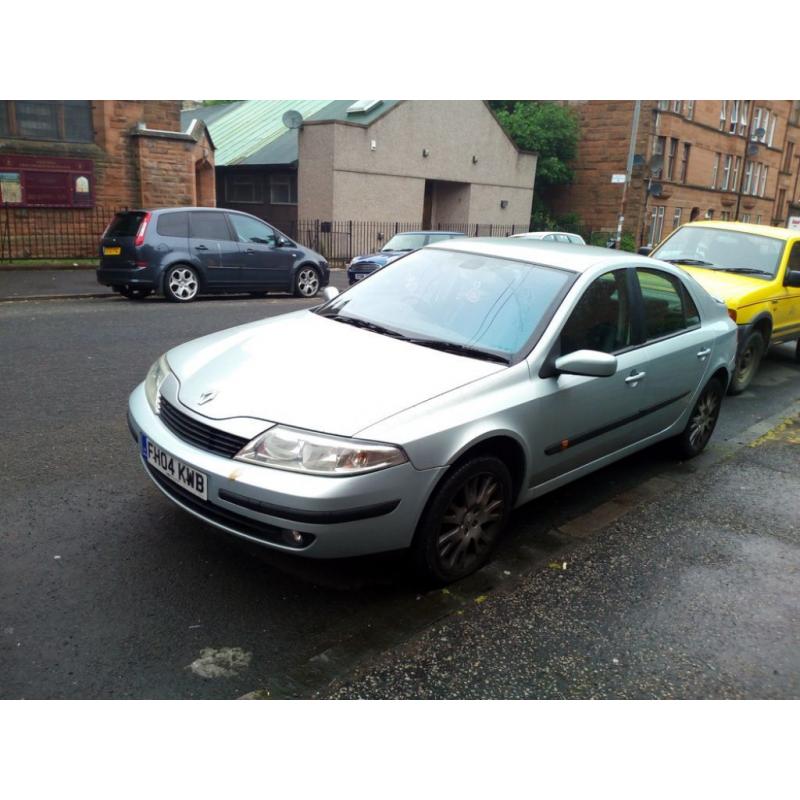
xmin=156 ymin=211 xmax=189 ymax=238
xmin=190 ymin=211 xmax=232 ymax=241
xmin=105 ymin=212 xmax=146 ymax=237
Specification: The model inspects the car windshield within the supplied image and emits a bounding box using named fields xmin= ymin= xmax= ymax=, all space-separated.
xmin=318 ymin=248 xmax=572 ymax=360
xmin=382 ymin=234 xmax=428 ymax=252
xmin=653 ymin=227 xmax=785 ymax=279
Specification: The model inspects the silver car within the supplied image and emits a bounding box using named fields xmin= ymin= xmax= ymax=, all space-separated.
xmin=511 ymin=231 xmax=586 ymax=245
xmin=128 ymin=239 xmax=737 ymax=583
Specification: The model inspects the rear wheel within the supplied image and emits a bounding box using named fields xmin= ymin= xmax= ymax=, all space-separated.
xmin=675 ymin=377 xmax=724 ymax=459
xmin=119 ymin=286 xmax=152 ymax=300
xmin=164 ymin=265 xmax=199 ymax=303
xmin=411 ymin=456 xmax=512 ymax=585
xmin=294 ymin=266 xmax=320 ymax=298
xmin=729 ymin=329 xmax=765 ymax=394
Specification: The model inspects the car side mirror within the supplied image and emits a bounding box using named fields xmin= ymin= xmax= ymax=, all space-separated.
xmin=321 ymin=286 xmax=340 ymax=302
xmin=554 ymin=350 xmax=618 ymax=378
xmin=275 ymin=237 xmax=290 ymax=247
xmin=784 ymin=269 xmax=800 ymax=288
xmin=638 ymin=245 xmax=653 ymax=256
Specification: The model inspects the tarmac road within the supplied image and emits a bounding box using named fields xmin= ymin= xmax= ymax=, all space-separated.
xmin=1 ymin=286 xmax=799 ymax=699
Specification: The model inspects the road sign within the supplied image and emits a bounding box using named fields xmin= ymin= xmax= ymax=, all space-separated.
xmin=611 ymin=173 xmax=626 ymax=184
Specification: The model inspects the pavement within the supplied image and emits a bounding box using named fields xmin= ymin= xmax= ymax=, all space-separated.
xmin=1 ymin=289 xmax=799 ymax=699
xmin=0 ymin=267 xmax=349 ymax=301
xmin=319 ymin=410 xmax=800 ymax=699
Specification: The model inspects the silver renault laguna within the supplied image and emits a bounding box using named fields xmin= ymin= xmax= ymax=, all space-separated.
xmin=128 ymin=238 xmax=737 ymax=583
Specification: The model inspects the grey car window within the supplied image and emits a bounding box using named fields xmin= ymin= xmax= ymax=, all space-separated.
xmin=229 ymin=215 xmax=276 ymax=245
xmin=636 ymin=269 xmax=695 ymax=340
xmin=561 ymin=270 xmax=633 ymax=355
xmin=156 ymin=211 xmax=188 ymax=238
xmin=190 ymin=212 xmax=232 ymax=241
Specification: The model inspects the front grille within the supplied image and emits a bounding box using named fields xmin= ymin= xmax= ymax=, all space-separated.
xmin=144 ymin=463 xmax=307 ymax=547
xmin=158 ymin=396 xmax=249 ymax=458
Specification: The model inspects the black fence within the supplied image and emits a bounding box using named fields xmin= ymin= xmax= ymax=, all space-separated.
xmin=0 ymin=204 xmax=610 ymax=262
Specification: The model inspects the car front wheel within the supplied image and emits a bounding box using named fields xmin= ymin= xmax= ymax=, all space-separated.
xmin=294 ymin=266 xmax=320 ymax=298
xmin=675 ymin=377 xmax=724 ymax=459
xmin=411 ymin=456 xmax=512 ymax=585
xmin=164 ymin=265 xmax=200 ymax=303
xmin=729 ymin=329 xmax=765 ymax=394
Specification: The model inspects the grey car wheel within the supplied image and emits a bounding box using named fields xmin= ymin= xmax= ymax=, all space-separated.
xmin=294 ymin=266 xmax=320 ymax=298
xmin=412 ymin=455 xmax=512 ymax=585
xmin=675 ymin=377 xmax=723 ymax=459
xmin=165 ymin=265 xmax=199 ymax=303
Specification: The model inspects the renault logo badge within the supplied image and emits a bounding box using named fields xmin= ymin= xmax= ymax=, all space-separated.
xmin=198 ymin=390 xmax=218 ymax=405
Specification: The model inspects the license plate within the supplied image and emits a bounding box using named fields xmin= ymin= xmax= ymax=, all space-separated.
xmin=141 ymin=434 xmax=207 ymax=500
xmin=103 ymin=246 xmax=121 ymax=256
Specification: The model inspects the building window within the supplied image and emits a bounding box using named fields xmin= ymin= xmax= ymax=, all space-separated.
xmin=752 ymin=108 xmax=775 ymax=145
xmin=756 ymin=215 xmax=762 ymax=224
xmin=721 ymin=154 xmax=732 ymax=190
xmin=719 ymin=101 xmax=727 ymax=131
xmin=648 ymin=205 xmax=665 ymax=245
xmin=743 ymin=161 xmax=754 ymax=194
xmin=0 ymin=101 xmax=93 ymax=143
xmin=672 ymin=100 xmax=682 ymax=113
xmin=752 ymin=163 xmax=762 ymax=196
xmin=685 ymin=101 xmax=695 ymax=120
xmin=759 ymin=165 xmax=768 ymax=197
xmin=225 ymin=173 xmax=263 ymax=203
xmin=721 ymin=211 xmax=731 ymax=220
xmin=791 ymin=102 xmax=800 ymax=126
xmin=741 ymin=213 xmax=751 ymax=223
xmin=729 ymin=100 xmax=739 ymax=134
xmin=731 ymin=156 xmax=741 ymax=192
xmin=657 ymin=100 xmax=670 ymax=111
xmin=739 ymin=101 xmax=750 ymax=136
xmin=711 ymin=153 xmax=720 ymax=188
xmin=783 ymin=141 xmax=795 ymax=173
xmin=768 ymin=115 xmax=776 ymax=147
xmin=672 ymin=207 xmax=682 ymax=230
xmin=653 ymin=136 xmax=666 ymax=177
xmin=776 ymin=188 xmax=787 ymax=221
xmin=270 ymin=174 xmax=298 ymax=205
xmin=706 ymin=209 xmax=715 ymax=219
xmin=666 ymin=138 xmax=678 ymax=180
xmin=679 ymin=143 xmax=691 ymax=183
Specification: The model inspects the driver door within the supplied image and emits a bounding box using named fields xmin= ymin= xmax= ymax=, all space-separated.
xmin=228 ymin=214 xmax=295 ymax=288
xmin=772 ymin=240 xmax=800 ymax=342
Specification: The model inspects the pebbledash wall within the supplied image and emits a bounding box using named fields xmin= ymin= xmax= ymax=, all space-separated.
xmin=548 ymin=100 xmax=800 ymax=246
xmin=0 ymin=100 xmax=214 ymax=257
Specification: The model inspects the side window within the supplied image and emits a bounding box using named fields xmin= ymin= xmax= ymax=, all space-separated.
xmin=684 ymin=288 xmax=701 ymax=327
xmin=555 ymin=234 xmax=571 ymax=243
xmin=543 ymin=234 xmax=556 ymax=241
xmin=189 ymin=212 xmax=232 ymax=241
xmin=228 ymin=214 xmax=277 ymax=245
xmin=561 ymin=270 xmax=633 ymax=355
xmin=787 ymin=242 xmax=800 ymax=270
xmin=156 ymin=211 xmax=188 ymax=238
xmin=636 ymin=269 xmax=695 ymax=340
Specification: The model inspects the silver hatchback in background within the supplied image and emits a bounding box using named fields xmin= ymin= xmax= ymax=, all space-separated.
xmin=128 ymin=238 xmax=736 ymax=584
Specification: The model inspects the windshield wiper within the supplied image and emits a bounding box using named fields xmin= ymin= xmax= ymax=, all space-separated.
xmin=719 ymin=267 xmax=773 ymax=277
xmin=325 ymin=314 xmax=408 ymax=339
xmin=662 ymin=258 xmax=717 ymax=267
xmin=405 ymin=338 xmax=509 ymax=364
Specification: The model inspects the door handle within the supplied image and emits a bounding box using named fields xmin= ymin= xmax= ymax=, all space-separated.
xmin=195 ymin=245 xmax=209 ymax=251
xmin=625 ymin=371 xmax=646 ymax=385
xmin=696 ymin=348 xmax=711 ymax=360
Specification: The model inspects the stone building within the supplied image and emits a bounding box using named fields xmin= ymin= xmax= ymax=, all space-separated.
xmin=548 ymin=100 xmax=800 ymax=246
xmin=182 ymin=100 xmax=537 ymax=230
xmin=0 ymin=101 xmax=214 ymax=257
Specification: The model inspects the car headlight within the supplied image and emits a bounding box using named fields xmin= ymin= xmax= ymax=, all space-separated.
xmin=235 ymin=425 xmax=408 ymax=475
xmin=144 ymin=355 xmax=171 ymax=413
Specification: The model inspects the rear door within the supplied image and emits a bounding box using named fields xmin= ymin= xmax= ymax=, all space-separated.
xmin=631 ymin=267 xmax=713 ymax=434
xmin=188 ymin=211 xmax=241 ymax=288
xmin=100 ymin=211 xmax=147 ymax=268
xmin=228 ymin=214 xmax=294 ymax=288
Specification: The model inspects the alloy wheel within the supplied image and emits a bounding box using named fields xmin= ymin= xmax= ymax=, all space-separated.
xmin=688 ymin=387 xmax=720 ymax=451
xmin=168 ymin=268 xmax=198 ymax=301
xmin=297 ymin=268 xmax=319 ymax=297
xmin=437 ymin=473 xmax=505 ymax=574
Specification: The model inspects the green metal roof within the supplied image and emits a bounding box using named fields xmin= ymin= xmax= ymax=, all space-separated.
xmin=181 ymin=100 xmax=400 ymax=167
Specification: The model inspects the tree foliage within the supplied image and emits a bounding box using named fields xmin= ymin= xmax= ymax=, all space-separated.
xmin=490 ymin=101 xmax=580 ymax=188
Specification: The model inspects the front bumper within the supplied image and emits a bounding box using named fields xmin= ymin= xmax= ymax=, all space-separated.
xmin=127 ymin=382 xmax=445 ymax=558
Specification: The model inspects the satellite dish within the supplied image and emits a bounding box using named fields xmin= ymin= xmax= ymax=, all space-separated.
xmin=649 ymin=182 xmax=663 ymax=198
xmin=649 ymin=155 xmax=664 ymax=174
xmin=282 ymin=110 xmax=304 ymax=130
xmin=747 ymin=142 xmax=759 ymax=156
xmin=754 ymin=127 xmax=766 ymax=139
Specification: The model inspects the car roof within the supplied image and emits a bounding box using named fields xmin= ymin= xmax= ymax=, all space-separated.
xmin=428 ymin=236 xmax=646 ymax=274
xmin=512 ymin=231 xmax=581 ymax=238
xmin=679 ymin=220 xmax=796 ymax=241
xmin=389 ymin=230 xmax=466 ymax=236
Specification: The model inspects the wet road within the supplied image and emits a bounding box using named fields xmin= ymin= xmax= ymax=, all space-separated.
xmin=1 ymin=286 xmax=799 ymax=698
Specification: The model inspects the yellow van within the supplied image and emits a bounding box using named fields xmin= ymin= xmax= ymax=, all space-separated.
xmin=649 ymin=221 xmax=800 ymax=393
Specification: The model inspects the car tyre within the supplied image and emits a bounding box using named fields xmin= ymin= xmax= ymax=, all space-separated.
xmin=164 ymin=265 xmax=200 ymax=303
xmin=729 ymin=329 xmax=765 ymax=394
xmin=411 ymin=456 xmax=512 ymax=585
xmin=294 ymin=266 xmax=320 ymax=298
xmin=674 ymin=377 xmax=724 ymax=459
xmin=119 ymin=286 xmax=152 ymax=300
